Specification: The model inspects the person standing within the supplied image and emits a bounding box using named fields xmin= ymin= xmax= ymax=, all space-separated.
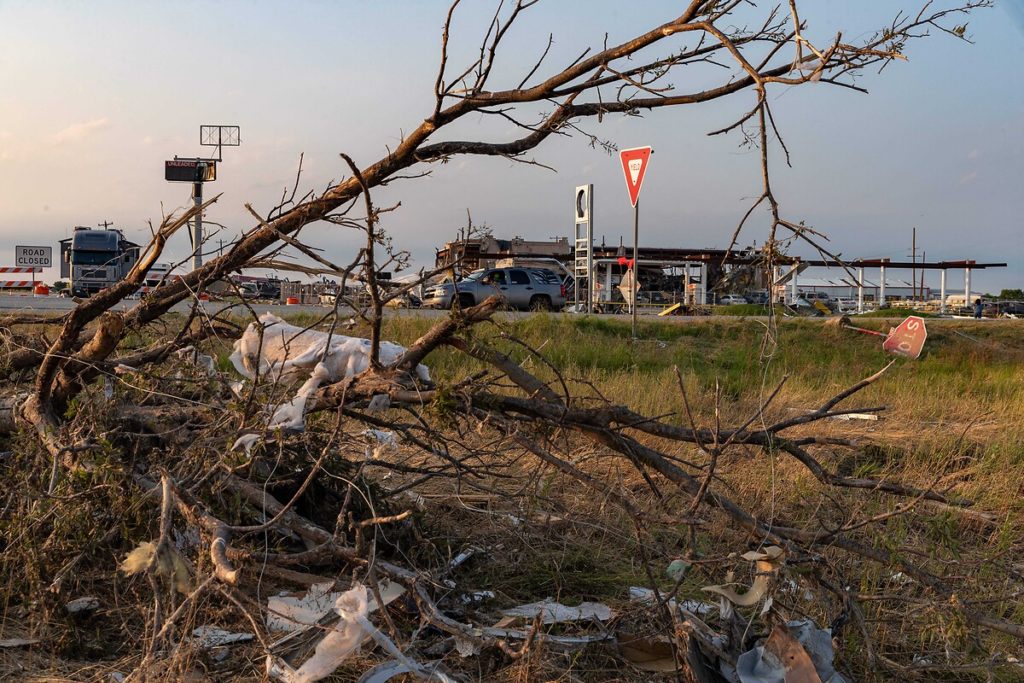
xmin=974 ymin=298 xmax=984 ymax=319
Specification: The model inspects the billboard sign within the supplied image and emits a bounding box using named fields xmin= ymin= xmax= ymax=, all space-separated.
xmin=165 ymin=159 xmax=217 ymax=183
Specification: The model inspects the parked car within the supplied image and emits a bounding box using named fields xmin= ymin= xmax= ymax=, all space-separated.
xmin=834 ymin=297 xmax=858 ymax=310
xmin=719 ymin=294 xmax=747 ymax=305
xmin=800 ymin=291 xmax=832 ymax=304
xmin=745 ymin=291 xmax=769 ymax=305
xmin=422 ymin=267 xmax=566 ymax=311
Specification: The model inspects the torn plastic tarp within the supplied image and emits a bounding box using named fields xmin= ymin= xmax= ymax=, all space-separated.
xmin=229 ymin=314 xmax=430 ymax=384
xmin=268 ymin=584 xmax=370 ymax=683
xmin=230 ymin=315 xmax=429 ymax=451
xmin=500 ymin=598 xmax=614 ymax=624
xmin=268 ymin=583 xmax=452 ymax=683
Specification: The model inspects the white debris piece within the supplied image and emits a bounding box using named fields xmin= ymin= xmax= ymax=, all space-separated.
xmin=357 ymin=659 xmax=457 ymax=683
xmin=192 ymin=626 xmax=254 ymax=648
xmin=501 ymin=598 xmax=614 ymax=624
xmin=363 ymin=429 xmax=399 ymax=459
xmin=229 ymin=313 xmax=430 ymax=384
xmin=65 ymin=597 xmax=100 ymax=615
xmin=267 ymin=582 xmax=344 ymax=633
xmin=366 ymin=394 xmax=391 ymax=415
xmin=176 ymin=345 xmax=217 ymax=376
xmin=266 ymin=580 xmax=405 ymax=633
xmin=628 ymin=586 xmax=715 ymax=617
xmin=0 ymin=638 xmax=41 ymax=648
xmin=229 ymin=315 xmax=430 ymax=446
xmin=268 ymin=584 xmax=370 ymax=683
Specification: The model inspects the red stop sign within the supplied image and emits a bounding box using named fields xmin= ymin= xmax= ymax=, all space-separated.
xmin=882 ymin=316 xmax=928 ymax=359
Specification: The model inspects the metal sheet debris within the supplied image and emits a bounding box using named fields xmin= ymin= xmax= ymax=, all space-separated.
xmin=500 ymin=598 xmax=614 ymax=624
xmin=65 ymin=596 xmax=100 ymax=614
xmin=192 ymin=626 xmax=254 ymax=648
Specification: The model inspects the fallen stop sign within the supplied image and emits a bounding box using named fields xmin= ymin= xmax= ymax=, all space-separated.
xmin=882 ymin=316 xmax=927 ymax=359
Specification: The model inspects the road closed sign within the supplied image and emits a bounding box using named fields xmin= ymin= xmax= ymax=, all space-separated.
xmin=16 ymin=246 xmax=52 ymax=269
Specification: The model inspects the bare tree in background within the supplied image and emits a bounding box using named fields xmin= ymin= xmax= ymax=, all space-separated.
xmin=2 ymin=2 xmax=1015 ymax=681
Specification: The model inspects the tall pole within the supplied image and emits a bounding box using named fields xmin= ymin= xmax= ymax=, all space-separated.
xmin=192 ymin=180 xmax=203 ymax=271
xmin=631 ymin=200 xmax=639 ymax=339
xmin=911 ymin=227 xmax=916 ymax=302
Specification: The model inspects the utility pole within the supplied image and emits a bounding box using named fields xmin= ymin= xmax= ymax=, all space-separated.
xmin=193 ymin=171 xmax=204 ymax=271
xmin=911 ymin=227 xmax=916 ymax=302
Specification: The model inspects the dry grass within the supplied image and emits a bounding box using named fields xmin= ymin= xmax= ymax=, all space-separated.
xmin=2 ymin=311 xmax=1022 ymax=681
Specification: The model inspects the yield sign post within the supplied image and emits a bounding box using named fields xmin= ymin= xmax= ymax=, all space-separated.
xmin=619 ymin=146 xmax=652 ymax=338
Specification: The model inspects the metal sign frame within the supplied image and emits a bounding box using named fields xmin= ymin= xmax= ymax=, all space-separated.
xmin=573 ymin=184 xmax=594 ymax=313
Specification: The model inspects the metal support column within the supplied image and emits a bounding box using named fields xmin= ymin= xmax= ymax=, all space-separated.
xmin=879 ymin=265 xmax=887 ymax=307
xmin=857 ymin=267 xmax=864 ymax=313
xmin=790 ymin=263 xmax=799 ymax=304
xmin=192 ymin=180 xmax=203 ymax=271
xmin=964 ymin=267 xmax=972 ymax=310
xmin=940 ymin=270 xmax=947 ymax=314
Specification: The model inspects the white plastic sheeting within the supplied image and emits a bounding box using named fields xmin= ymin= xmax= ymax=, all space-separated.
xmin=230 ymin=315 xmax=429 ymax=452
xmin=268 ymin=584 xmax=370 ymax=683
xmin=229 ymin=314 xmax=430 ymax=384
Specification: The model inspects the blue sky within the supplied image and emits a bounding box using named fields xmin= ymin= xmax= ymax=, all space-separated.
xmin=0 ymin=1 xmax=1021 ymax=291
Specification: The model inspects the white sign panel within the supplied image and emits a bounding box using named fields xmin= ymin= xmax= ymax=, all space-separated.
xmin=15 ymin=245 xmax=51 ymax=269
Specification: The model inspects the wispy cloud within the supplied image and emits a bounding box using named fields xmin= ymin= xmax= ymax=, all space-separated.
xmin=50 ymin=117 xmax=109 ymax=145
xmin=959 ymin=170 xmax=978 ymax=185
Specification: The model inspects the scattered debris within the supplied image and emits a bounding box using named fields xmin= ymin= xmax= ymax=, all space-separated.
xmin=0 ymin=638 xmax=40 ymax=648
xmin=268 ymin=584 xmax=370 ymax=683
xmin=628 ymin=586 xmax=716 ymax=617
xmin=828 ymin=413 xmax=879 ymax=421
xmin=191 ymin=626 xmax=254 ymax=648
xmin=732 ymin=620 xmax=847 ymax=683
xmin=703 ymin=546 xmax=785 ymax=608
xmin=228 ymin=316 xmax=430 ymax=448
xmin=266 ymin=580 xmax=404 ymax=633
xmin=363 ymin=429 xmax=399 ymax=459
xmin=119 ymin=541 xmax=192 ymax=594
xmin=666 ymin=558 xmax=692 ymax=581
xmin=617 ymin=632 xmax=677 ymax=672
xmin=65 ymin=596 xmax=100 ymax=615
xmin=500 ymin=598 xmax=614 ymax=624
xmin=459 ymin=590 xmax=495 ymax=605
xmin=356 ymin=659 xmax=456 ymax=683
xmin=176 ymin=345 xmax=217 ymax=376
